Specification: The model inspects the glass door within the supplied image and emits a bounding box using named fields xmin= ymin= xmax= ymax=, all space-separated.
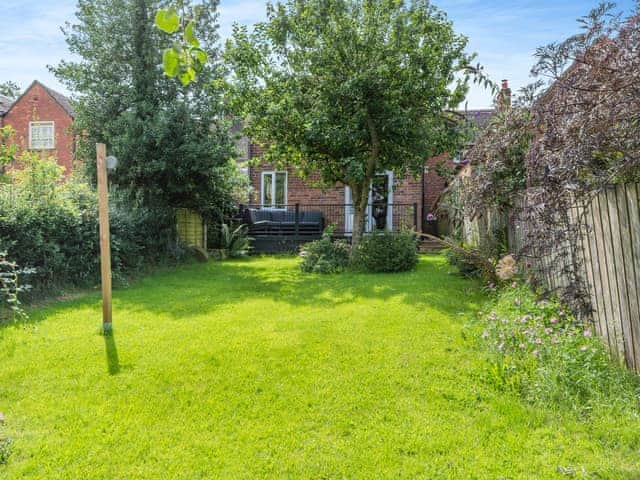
xmin=344 ymin=171 xmax=393 ymax=234
xmin=369 ymin=173 xmax=390 ymax=231
xmin=261 ymin=171 xmax=287 ymax=208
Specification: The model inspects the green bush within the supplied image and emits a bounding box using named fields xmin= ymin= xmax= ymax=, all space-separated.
xmin=473 ymin=284 xmax=640 ymax=413
xmin=444 ymin=245 xmax=481 ymax=278
xmin=300 ymin=230 xmax=350 ymax=274
xmin=443 ymin=236 xmax=506 ymax=283
xmin=351 ymin=230 xmax=418 ymax=273
xmin=0 ymin=252 xmax=31 ymax=320
xmin=0 ymin=176 xmax=174 ymax=298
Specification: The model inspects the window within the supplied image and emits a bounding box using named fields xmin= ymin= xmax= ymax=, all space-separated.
xmin=29 ymin=121 xmax=55 ymax=150
xmin=261 ymin=171 xmax=287 ymax=208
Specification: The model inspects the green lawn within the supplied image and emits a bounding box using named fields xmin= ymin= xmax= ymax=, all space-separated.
xmin=1 ymin=255 xmax=639 ymax=478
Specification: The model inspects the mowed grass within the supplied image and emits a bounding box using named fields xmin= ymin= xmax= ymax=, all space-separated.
xmin=1 ymin=255 xmax=639 ymax=479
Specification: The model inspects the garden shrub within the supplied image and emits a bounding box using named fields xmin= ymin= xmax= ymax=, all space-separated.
xmin=300 ymin=229 xmax=350 ymax=274
xmin=473 ymin=284 xmax=640 ymax=413
xmin=0 ymin=252 xmax=31 ymax=320
xmin=444 ymin=229 xmax=509 ymax=283
xmin=444 ymin=245 xmax=481 ymax=278
xmin=0 ymin=170 xmax=175 ymax=299
xmin=351 ymin=230 xmax=418 ymax=273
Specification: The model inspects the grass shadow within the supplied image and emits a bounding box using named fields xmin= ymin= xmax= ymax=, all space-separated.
xmin=103 ymin=328 xmax=120 ymax=375
xmin=1 ymin=255 xmax=483 ymax=334
xmin=114 ymin=254 xmax=483 ymax=321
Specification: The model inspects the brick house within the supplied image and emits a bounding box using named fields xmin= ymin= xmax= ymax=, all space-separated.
xmin=242 ymin=109 xmax=494 ymax=235
xmin=0 ymin=80 xmax=75 ymax=175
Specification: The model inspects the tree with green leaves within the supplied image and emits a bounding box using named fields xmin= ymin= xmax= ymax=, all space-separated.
xmin=52 ymin=0 xmax=240 ymax=220
xmin=225 ymin=0 xmax=490 ymax=245
xmin=0 ymin=81 xmax=20 ymax=99
xmin=0 ymin=126 xmax=19 ymax=181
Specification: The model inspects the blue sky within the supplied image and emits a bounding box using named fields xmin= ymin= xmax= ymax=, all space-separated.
xmin=0 ymin=0 xmax=635 ymax=108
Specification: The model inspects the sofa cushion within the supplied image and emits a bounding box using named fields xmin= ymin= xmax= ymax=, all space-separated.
xmin=254 ymin=209 xmax=272 ymax=222
xmin=301 ymin=211 xmax=322 ymax=224
xmin=269 ymin=210 xmax=286 ymax=222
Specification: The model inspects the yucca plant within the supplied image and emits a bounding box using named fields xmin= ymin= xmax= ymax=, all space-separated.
xmin=219 ymin=223 xmax=251 ymax=259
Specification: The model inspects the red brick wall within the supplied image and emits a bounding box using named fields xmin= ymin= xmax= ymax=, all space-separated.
xmin=2 ymin=83 xmax=75 ymax=175
xmin=247 ymin=144 xmax=451 ymax=233
xmin=249 ymin=164 xmax=426 ymax=232
xmin=423 ymin=153 xmax=451 ymax=216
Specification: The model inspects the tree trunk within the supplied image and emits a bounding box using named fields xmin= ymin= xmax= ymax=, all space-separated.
xmin=351 ymin=184 xmax=369 ymax=248
xmin=351 ymin=111 xmax=379 ymax=249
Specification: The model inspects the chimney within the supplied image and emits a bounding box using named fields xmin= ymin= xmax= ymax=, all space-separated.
xmin=497 ymin=79 xmax=512 ymax=112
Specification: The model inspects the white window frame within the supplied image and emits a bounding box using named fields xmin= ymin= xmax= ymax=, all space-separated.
xmin=260 ymin=171 xmax=288 ymax=208
xmin=29 ymin=121 xmax=55 ymax=150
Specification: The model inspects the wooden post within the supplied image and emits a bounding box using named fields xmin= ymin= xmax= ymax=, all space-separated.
xmin=96 ymin=143 xmax=112 ymax=332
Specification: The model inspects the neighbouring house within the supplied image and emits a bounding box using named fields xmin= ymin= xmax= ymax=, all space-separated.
xmin=0 ymin=95 xmax=12 ymax=117
xmin=0 ymin=80 xmax=76 ymax=175
xmin=242 ymin=106 xmax=497 ymax=242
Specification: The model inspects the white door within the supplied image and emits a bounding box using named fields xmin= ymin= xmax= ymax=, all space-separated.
xmin=345 ymin=186 xmax=354 ymax=234
xmin=344 ymin=171 xmax=393 ymax=235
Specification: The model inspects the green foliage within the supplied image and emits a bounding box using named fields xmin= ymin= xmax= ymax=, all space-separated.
xmin=9 ymin=152 xmax=64 ymax=201
xmin=444 ymin=244 xmax=482 ymax=278
xmin=351 ymin=230 xmax=418 ymax=273
xmin=53 ymin=0 xmax=237 ymax=223
xmin=443 ymin=230 xmax=506 ymax=283
xmin=226 ymin=0 xmax=490 ymax=243
xmin=155 ymin=4 xmax=209 ymax=85
xmin=0 ymin=81 xmax=20 ymax=99
xmin=0 ymin=437 xmax=11 ymax=465
xmin=300 ymin=229 xmax=351 ymax=274
xmin=0 ymin=252 xmax=30 ymax=321
xmin=155 ymin=7 xmax=180 ymax=33
xmin=0 ymin=164 xmax=174 ymax=297
xmin=464 ymin=108 xmax=532 ymax=216
xmin=219 ymin=223 xmax=251 ymax=258
xmin=0 ymin=126 xmax=19 ymax=180
xmin=474 ymin=285 xmax=640 ymax=413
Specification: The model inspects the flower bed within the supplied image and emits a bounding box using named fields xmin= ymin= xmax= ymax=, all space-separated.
xmin=473 ymin=284 xmax=640 ymax=413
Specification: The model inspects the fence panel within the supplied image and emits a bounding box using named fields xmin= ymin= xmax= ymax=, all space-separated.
xmin=594 ymin=192 xmax=626 ymax=360
xmin=623 ymin=185 xmax=640 ymax=369
xmin=581 ymin=202 xmax=607 ymax=342
xmin=613 ymin=185 xmax=639 ymax=370
xmin=605 ymin=187 xmax=634 ymax=367
xmin=464 ymin=184 xmax=640 ymax=371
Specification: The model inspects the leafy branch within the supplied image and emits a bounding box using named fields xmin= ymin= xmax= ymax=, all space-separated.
xmin=155 ymin=2 xmax=208 ymax=85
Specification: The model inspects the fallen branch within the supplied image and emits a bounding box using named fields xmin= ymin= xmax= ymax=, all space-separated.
xmin=418 ymin=233 xmax=498 ymax=283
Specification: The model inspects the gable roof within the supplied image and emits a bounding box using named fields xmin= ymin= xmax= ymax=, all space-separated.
xmin=2 ymin=80 xmax=75 ymax=118
xmin=41 ymin=82 xmax=75 ymax=118
xmin=0 ymin=95 xmax=12 ymax=116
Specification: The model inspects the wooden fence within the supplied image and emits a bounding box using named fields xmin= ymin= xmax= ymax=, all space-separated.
xmin=462 ymin=184 xmax=640 ymax=372
xmin=176 ymin=208 xmax=206 ymax=249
